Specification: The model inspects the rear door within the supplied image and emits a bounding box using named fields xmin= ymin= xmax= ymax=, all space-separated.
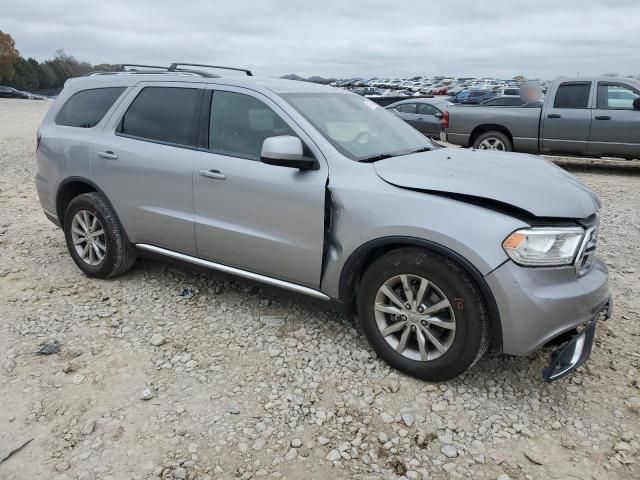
xmin=587 ymin=81 xmax=640 ymax=159
xmin=94 ymin=82 xmax=203 ymax=255
xmin=192 ymin=86 xmax=328 ymax=288
xmin=541 ymin=81 xmax=593 ymax=155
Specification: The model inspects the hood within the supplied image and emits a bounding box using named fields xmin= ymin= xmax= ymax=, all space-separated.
xmin=373 ymin=148 xmax=599 ymax=219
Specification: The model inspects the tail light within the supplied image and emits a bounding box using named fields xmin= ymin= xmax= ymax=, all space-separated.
xmin=441 ymin=111 xmax=450 ymax=129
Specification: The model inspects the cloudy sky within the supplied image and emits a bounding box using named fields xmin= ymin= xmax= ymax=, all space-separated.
xmin=2 ymin=0 xmax=639 ymax=79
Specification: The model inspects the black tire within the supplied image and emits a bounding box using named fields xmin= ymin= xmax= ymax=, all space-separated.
xmin=472 ymin=131 xmax=513 ymax=152
xmin=357 ymin=248 xmax=489 ymax=381
xmin=63 ymin=192 xmax=136 ymax=278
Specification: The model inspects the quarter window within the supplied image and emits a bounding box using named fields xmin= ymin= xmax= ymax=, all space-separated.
xmin=118 ymin=87 xmax=201 ymax=146
xmin=597 ymin=83 xmax=640 ymax=110
xmin=553 ymin=83 xmax=591 ymax=109
xmin=209 ymin=91 xmax=295 ymax=160
xmin=56 ymin=87 xmax=126 ymax=128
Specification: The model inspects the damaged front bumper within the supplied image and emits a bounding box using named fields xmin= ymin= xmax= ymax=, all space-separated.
xmin=543 ymin=298 xmax=613 ymax=382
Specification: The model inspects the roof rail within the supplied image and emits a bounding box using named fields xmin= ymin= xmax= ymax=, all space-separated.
xmin=85 ymin=70 xmax=206 ymax=77
xmin=168 ymin=63 xmax=253 ymax=76
xmin=120 ymin=64 xmax=169 ymax=71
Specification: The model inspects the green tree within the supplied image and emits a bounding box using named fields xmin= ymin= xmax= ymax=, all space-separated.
xmin=9 ymin=57 xmax=39 ymax=91
xmin=0 ymin=30 xmax=20 ymax=82
xmin=37 ymin=62 xmax=57 ymax=89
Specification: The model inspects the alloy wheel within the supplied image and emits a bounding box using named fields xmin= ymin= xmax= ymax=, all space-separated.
xmin=478 ymin=137 xmax=506 ymax=151
xmin=71 ymin=210 xmax=106 ymax=266
xmin=374 ymin=274 xmax=456 ymax=361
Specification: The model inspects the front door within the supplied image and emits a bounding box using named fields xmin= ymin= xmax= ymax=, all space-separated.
xmin=193 ymin=87 xmax=328 ymax=288
xmin=541 ymin=81 xmax=593 ymax=155
xmin=94 ymin=82 xmax=203 ymax=255
xmin=587 ymin=81 xmax=640 ymax=159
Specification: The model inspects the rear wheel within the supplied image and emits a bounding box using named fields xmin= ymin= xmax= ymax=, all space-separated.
xmin=63 ymin=192 xmax=136 ymax=278
xmin=473 ymin=131 xmax=513 ymax=152
xmin=357 ymin=248 xmax=489 ymax=381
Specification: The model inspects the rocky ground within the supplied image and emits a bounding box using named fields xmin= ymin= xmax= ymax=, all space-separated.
xmin=0 ymin=99 xmax=639 ymax=480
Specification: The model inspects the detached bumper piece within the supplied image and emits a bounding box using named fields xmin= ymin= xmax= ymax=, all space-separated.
xmin=543 ymin=298 xmax=613 ymax=382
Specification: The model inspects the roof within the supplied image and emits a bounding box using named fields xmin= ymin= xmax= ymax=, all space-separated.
xmin=65 ymin=72 xmax=342 ymax=96
xmin=386 ymin=97 xmax=452 ymax=107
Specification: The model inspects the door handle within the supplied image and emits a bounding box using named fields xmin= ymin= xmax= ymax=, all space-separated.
xmin=547 ymin=114 xmax=561 ymax=119
xmin=595 ymin=115 xmax=611 ymax=120
xmin=199 ymin=169 xmax=226 ymax=180
xmin=96 ymin=151 xmax=118 ymax=160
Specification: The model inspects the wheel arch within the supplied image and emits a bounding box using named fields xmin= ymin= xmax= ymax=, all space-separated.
xmin=338 ymin=236 xmax=503 ymax=352
xmin=469 ymin=124 xmax=513 ymax=148
xmin=56 ymin=176 xmax=114 ymax=226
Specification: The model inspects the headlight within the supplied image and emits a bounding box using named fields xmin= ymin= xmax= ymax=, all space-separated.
xmin=503 ymin=227 xmax=584 ymax=267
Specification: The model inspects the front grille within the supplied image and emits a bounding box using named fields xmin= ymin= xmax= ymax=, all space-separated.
xmin=575 ymin=226 xmax=598 ymax=275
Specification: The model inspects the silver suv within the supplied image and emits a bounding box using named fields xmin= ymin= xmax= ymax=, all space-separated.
xmin=36 ymin=63 xmax=611 ymax=382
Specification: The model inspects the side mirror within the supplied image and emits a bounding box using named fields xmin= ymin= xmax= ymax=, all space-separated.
xmin=260 ymin=136 xmax=317 ymax=170
xmin=434 ymin=112 xmax=444 ymax=119
xmin=634 ymin=98 xmax=640 ymax=111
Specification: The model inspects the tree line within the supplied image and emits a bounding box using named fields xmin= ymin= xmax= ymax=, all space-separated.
xmin=0 ymin=31 xmax=119 ymax=92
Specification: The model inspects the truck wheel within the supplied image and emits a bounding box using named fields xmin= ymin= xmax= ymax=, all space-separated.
xmin=63 ymin=192 xmax=136 ymax=278
xmin=357 ymin=248 xmax=489 ymax=381
xmin=473 ymin=131 xmax=513 ymax=152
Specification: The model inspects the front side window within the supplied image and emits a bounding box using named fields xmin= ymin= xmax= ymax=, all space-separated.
xmin=283 ymin=92 xmax=431 ymax=161
xmin=553 ymin=83 xmax=591 ymax=109
xmin=397 ymin=103 xmax=417 ymax=114
xmin=417 ymin=103 xmax=439 ymax=115
xmin=56 ymin=87 xmax=126 ymax=128
xmin=208 ymin=91 xmax=295 ymax=160
xmin=597 ymin=83 xmax=640 ymax=110
xmin=118 ymin=87 xmax=200 ymax=146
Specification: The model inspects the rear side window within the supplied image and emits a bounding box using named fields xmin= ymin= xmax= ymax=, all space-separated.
xmin=55 ymin=87 xmax=126 ymax=128
xmin=118 ymin=87 xmax=201 ymax=147
xmin=553 ymin=83 xmax=591 ymax=109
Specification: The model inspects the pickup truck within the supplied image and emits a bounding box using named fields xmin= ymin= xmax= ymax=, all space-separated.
xmin=442 ymin=77 xmax=640 ymax=159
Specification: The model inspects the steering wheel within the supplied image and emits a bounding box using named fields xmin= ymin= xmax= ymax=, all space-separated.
xmin=353 ymin=131 xmax=372 ymax=144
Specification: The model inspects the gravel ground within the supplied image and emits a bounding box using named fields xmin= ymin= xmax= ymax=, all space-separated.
xmin=1 ymin=99 xmax=639 ymax=480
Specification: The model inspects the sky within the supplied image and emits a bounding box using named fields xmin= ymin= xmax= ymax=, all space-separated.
xmin=2 ymin=0 xmax=639 ymax=79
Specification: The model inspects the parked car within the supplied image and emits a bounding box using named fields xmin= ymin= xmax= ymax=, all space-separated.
xmin=501 ymin=87 xmax=520 ymax=97
xmin=36 ymin=64 xmax=611 ymax=382
xmin=449 ymin=89 xmax=497 ymax=104
xmin=480 ymin=96 xmax=526 ymax=107
xmin=385 ymin=98 xmax=450 ymax=137
xmin=443 ymin=77 xmax=640 ymax=159
xmin=0 ymin=86 xmax=31 ymax=99
xmin=0 ymin=86 xmax=48 ymax=100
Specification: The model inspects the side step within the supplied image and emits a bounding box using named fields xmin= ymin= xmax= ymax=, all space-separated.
xmin=136 ymin=244 xmax=329 ymax=301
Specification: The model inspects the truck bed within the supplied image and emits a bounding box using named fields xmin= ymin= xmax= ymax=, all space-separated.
xmin=445 ymin=104 xmax=542 ymax=153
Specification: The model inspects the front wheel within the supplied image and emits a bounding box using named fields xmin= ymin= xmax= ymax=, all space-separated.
xmin=357 ymin=248 xmax=489 ymax=381
xmin=473 ymin=131 xmax=513 ymax=152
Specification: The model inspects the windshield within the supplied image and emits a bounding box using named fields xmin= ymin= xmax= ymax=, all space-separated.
xmin=281 ymin=92 xmax=432 ymax=161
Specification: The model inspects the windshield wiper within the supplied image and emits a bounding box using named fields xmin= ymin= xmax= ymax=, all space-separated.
xmin=358 ymin=146 xmax=432 ymax=163
xmin=358 ymin=153 xmax=396 ymax=163
xmin=399 ymin=147 xmax=431 ymax=156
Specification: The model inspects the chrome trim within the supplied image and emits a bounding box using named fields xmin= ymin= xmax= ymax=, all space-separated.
xmin=135 ymin=244 xmax=330 ymax=301
xmin=574 ymin=225 xmax=598 ymax=275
